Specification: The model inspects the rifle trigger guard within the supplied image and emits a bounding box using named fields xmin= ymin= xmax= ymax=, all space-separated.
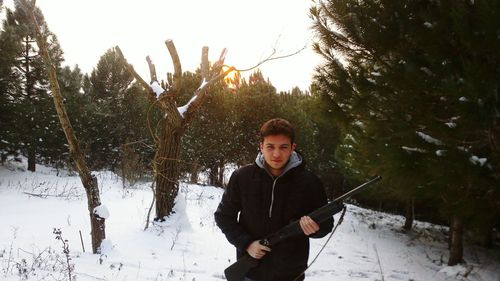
xmin=260 ymin=239 xmax=270 ymax=247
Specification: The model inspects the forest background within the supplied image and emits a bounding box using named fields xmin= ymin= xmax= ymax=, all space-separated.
xmin=0 ymin=0 xmax=498 ymax=268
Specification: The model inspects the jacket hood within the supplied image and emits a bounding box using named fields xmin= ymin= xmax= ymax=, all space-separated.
xmin=255 ymin=151 xmax=303 ymax=176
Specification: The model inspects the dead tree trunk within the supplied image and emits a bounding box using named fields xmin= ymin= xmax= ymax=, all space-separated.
xmin=448 ymin=215 xmax=464 ymax=266
xmin=154 ymin=105 xmax=183 ymax=220
xmin=27 ymin=1 xmax=105 ymax=253
xmin=117 ymin=42 xmax=232 ymax=220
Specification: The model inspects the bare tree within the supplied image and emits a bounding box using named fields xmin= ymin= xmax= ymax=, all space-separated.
xmin=25 ymin=0 xmax=106 ymax=253
xmin=116 ymin=38 xmax=308 ymax=221
xmin=116 ymin=42 xmax=233 ymax=220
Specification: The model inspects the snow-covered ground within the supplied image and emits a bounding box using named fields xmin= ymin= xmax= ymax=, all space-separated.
xmin=0 ymin=159 xmax=499 ymax=281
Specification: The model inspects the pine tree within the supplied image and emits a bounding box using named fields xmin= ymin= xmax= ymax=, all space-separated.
xmin=1 ymin=1 xmax=64 ymax=171
xmin=85 ymin=48 xmax=135 ymax=170
xmin=0 ymin=11 xmax=22 ymax=162
xmin=311 ymin=0 xmax=499 ymax=265
xmin=183 ymin=79 xmax=235 ymax=186
xmin=231 ymin=70 xmax=280 ymax=165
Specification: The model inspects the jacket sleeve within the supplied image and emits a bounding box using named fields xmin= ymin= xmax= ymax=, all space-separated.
xmin=308 ymin=175 xmax=334 ymax=239
xmin=214 ymin=169 xmax=254 ymax=252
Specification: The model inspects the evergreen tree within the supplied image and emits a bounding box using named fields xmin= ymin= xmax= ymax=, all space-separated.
xmin=182 ymin=79 xmax=235 ymax=186
xmin=1 ymin=1 xmax=64 ymax=171
xmin=0 ymin=10 xmax=22 ymax=162
xmin=232 ymin=70 xmax=280 ymax=165
xmin=311 ymin=0 xmax=500 ymax=264
xmin=84 ymin=48 xmax=135 ymax=170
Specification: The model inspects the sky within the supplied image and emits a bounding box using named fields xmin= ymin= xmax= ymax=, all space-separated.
xmin=2 ymin=0 xmax=324 ymax=92
xmin=1 ymin=158 xmax=499 ymax=281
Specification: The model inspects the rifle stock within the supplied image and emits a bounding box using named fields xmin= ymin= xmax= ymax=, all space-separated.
xmin=223 ymin=176 xmax=381 ymax=281
xmin=224 ymin=255 xmax=259 ymax=281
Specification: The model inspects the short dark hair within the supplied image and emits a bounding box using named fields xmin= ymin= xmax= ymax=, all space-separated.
xmin=260 ymin=118 xmax=295 ymax=143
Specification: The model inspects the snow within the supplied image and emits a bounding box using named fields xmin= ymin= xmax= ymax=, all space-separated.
xmin=93 ymin=204 xmax=110 ymax=219
xmin=420 ymin=67 xmax=433 ymax=76
xmin=402 ymin=146 xmax=427 ymax=153
xmin=150 ymin=81 xmax=165 ymax=97
xmin=198 ymin=78 xmax=208 ymax=90
xmin=177 ymin=79 xmax=206 ymax=117
xmin=0 ymin=160 xmax=499 ymax=281
xmin=177 ymin=94 xmax=198 ymax=118
xmin=446 ymin=122 xmax=457 ymax=128
xmin=469 ymin=155 xmax=487 ymax=166
xmin=436 ymin=150 xmax=447 ymax=156
xmin=416 ymin=131 xmax=444 ymax=145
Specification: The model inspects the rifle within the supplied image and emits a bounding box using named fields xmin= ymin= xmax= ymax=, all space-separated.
xmin=224 ymin=175 xmax=382 ymax=281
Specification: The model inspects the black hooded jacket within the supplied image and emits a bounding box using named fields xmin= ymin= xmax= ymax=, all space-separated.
xmin=214 ymin=152 xmax=334 ymax=281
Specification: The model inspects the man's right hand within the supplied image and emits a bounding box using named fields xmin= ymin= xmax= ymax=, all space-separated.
xmin=246 ymin=240 xmax=271 ymax=259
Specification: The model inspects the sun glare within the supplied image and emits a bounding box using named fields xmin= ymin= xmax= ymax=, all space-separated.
xmin=222 ymin=66 xmax=240 ymax=91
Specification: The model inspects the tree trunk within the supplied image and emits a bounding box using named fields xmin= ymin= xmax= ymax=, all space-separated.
xmin=478 ymin=223 xmax=493 ymax=247
xmin=208 ymin=165 xmax=218 ymax=186
xmin=27 ymin=3 xmax=105 ymax=254
xmin=154 ymin=117 xmax=183 ymax=220
xmin=218 ymin=160 xmax=225 ymax=187
xmin=448 ymin=215 xmax=464 ymax=266
xmin=403 ymin=197 xmax=414 ymax=231
xmin=26 ymin=37 xmax=36 ymax=172
xmin=190 ymin=160 xmax=199 ymax=184
xmin=208 ymin=161 xmax=223 ymax=187
xmin=84 ymin=176 xmax=106 ymax=253
xmin=28 ymin=144 xmax=36 ymax=172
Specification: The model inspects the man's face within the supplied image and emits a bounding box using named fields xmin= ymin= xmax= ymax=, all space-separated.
xmin=260 ymin=134 xmax=296 ymax=176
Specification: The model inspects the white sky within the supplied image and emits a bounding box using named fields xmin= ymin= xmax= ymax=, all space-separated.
xmin=2 ymin=0 xmax=323 ymax=92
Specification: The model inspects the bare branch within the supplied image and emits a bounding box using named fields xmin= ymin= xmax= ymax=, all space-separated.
xmin=235 ymin=44 xmax=307 ymax=73
xmin=165 ymin=40 xmax=182 ymax=95
xmin=201 ymin=46 xmax=209 ymax=80
xmin=115 ymin=46 xmax=157 ymax=103
xmin=146 ymin=56 xmax=158 ymax=83
xmin=182 ymin=56 xmax=234 ymax=125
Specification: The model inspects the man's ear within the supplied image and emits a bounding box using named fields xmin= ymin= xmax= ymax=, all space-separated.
xmin=259 ymin=142 xmax=264 ymax=152
xmin=292 ymin=143 xmax=297 ymax=151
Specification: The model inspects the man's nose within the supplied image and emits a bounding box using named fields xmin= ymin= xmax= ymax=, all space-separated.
xmin=272 ymin=149 xmax=281 ymax=157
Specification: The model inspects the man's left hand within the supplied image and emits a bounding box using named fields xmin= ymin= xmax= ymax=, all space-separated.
xmin=299 ymin=216 xmax=320 ymax=235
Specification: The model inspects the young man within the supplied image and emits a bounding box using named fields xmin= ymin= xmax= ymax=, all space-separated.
xmin=214 ymin=118 xmax=333 ymax=281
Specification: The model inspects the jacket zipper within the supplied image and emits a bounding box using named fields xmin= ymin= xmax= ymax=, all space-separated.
xmin=267 ymin=172 xmax=285 ymax=218
xmin=269 ymin=177 xmax=278 ymax=218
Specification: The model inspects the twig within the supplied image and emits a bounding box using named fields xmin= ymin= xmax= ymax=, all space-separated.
xmin=115 ymin=46 xmax=157 ymax=103
xmin=53 ymin=228 xmax=75 ymax=281
xmin=144 ymin=179 xmax=156 ymax=230
xmin=79 ymin=230 xmax=85 ymax=253
xmin=234 ymin=44 xmax=307 ymax=72
xmin=22 ymin=191 xmax=48 ymax=198
xmin=373 ymin=244 xmax=385 ymax=281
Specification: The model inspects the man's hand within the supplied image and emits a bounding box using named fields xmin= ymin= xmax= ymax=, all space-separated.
xmin=300 ymin=216 xmax=320 ymax=235
xmin=246 ymin=240 xmax=271 ymax=259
